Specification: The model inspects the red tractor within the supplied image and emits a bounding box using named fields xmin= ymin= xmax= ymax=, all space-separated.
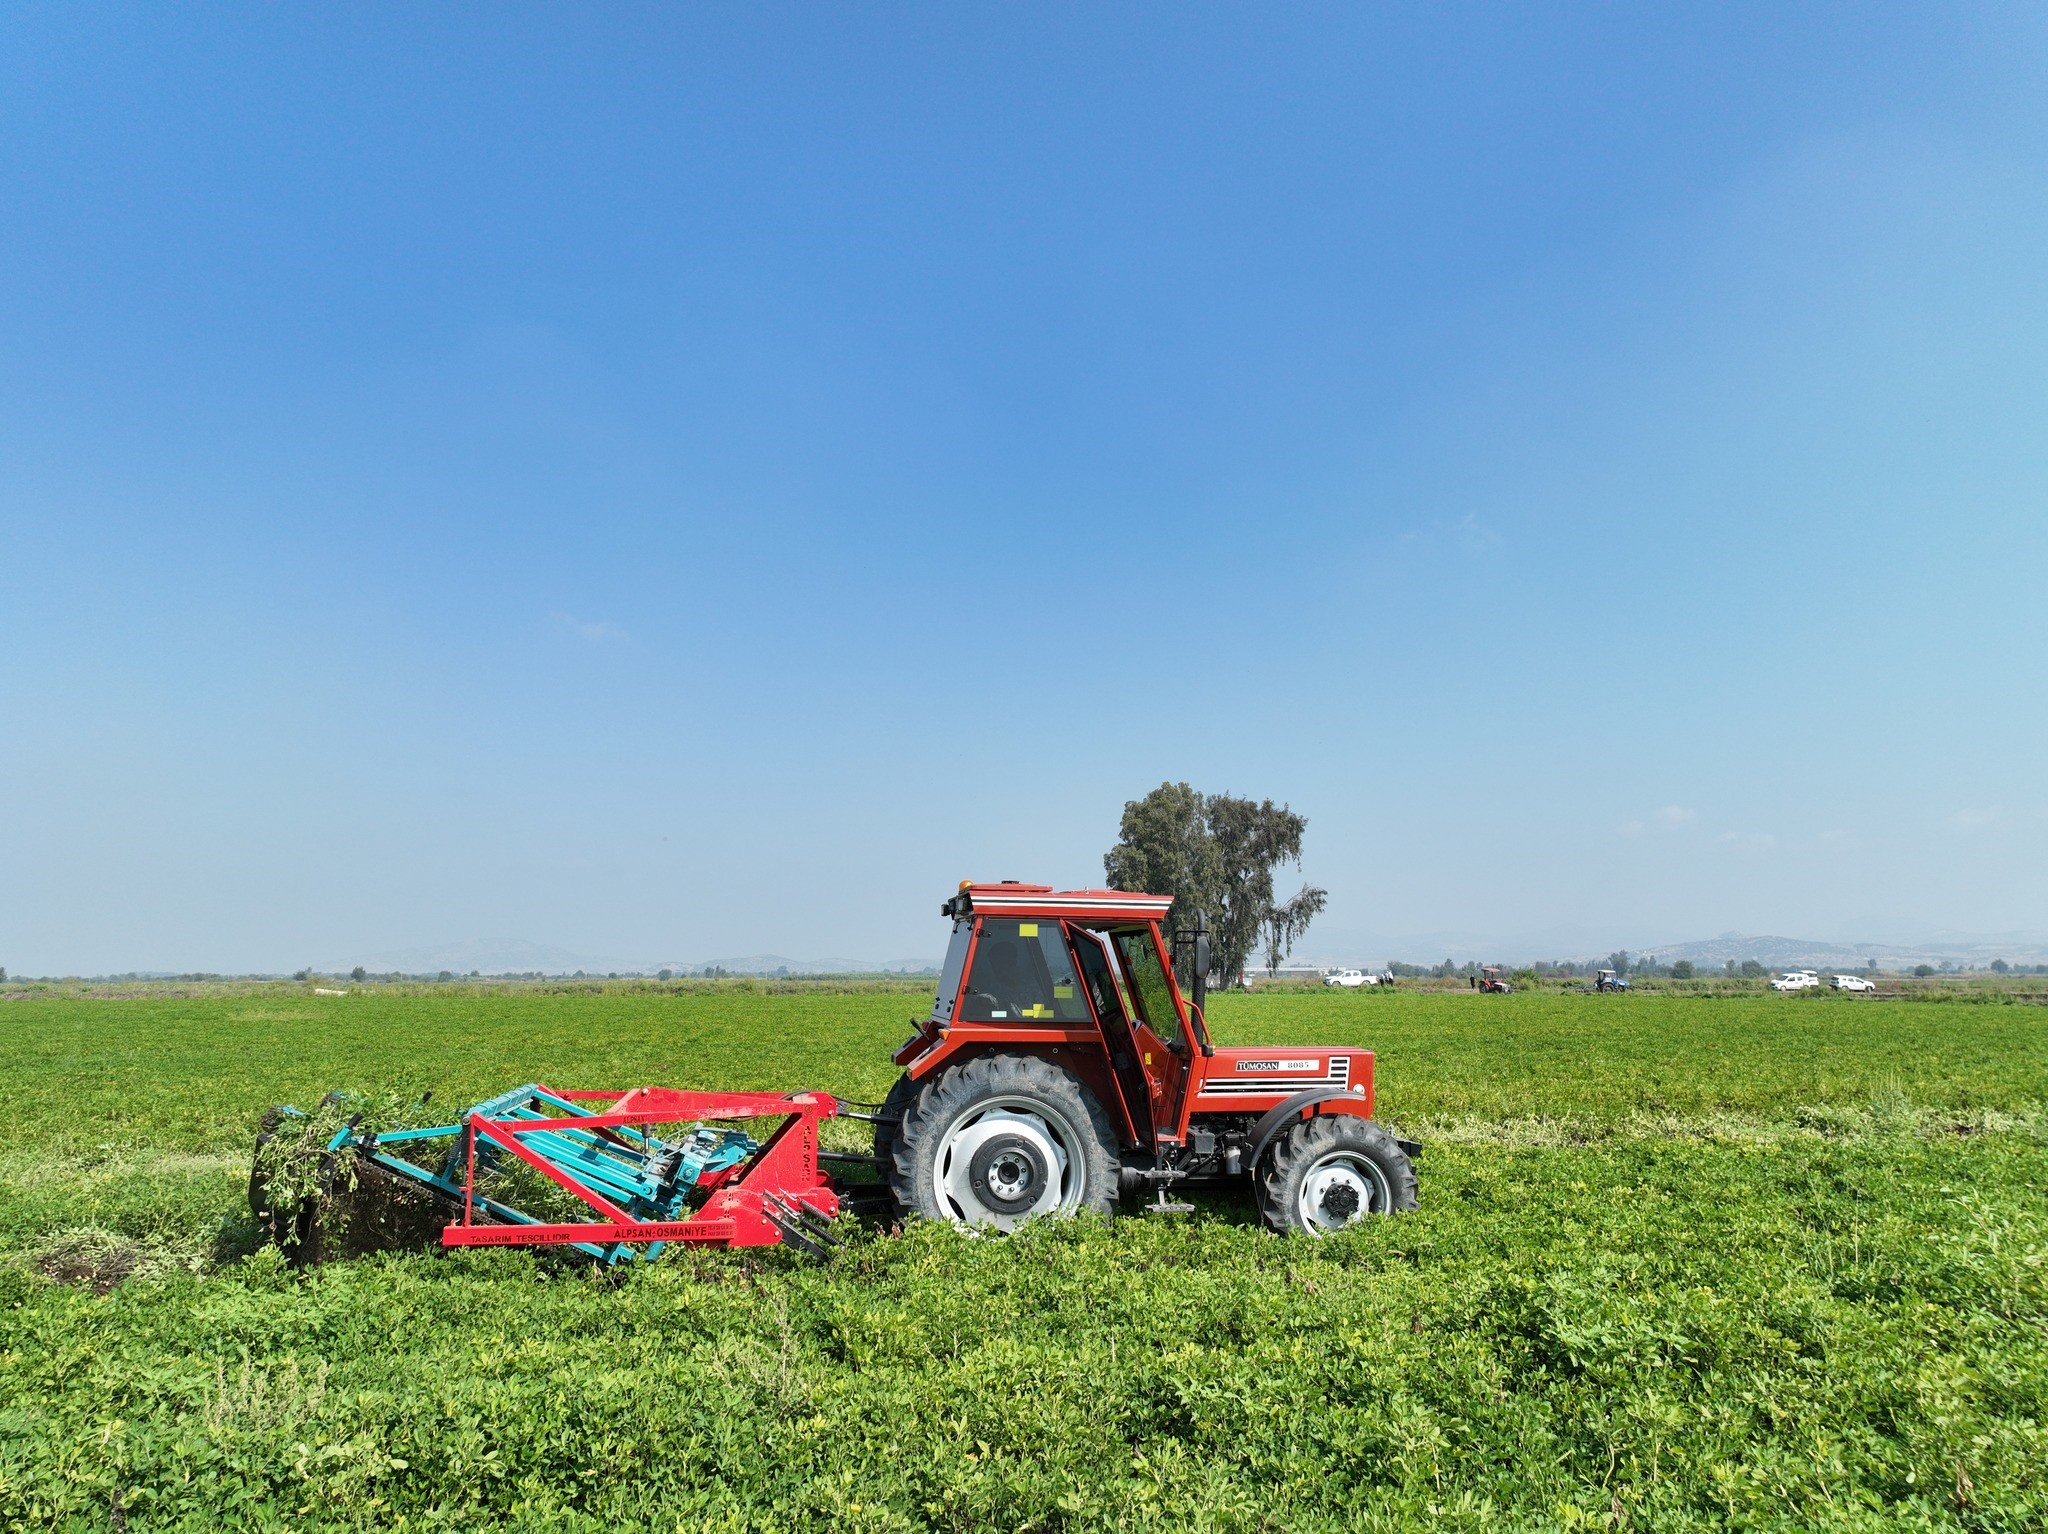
xmin=876 ymin=882 xmax=1418 ymax=1236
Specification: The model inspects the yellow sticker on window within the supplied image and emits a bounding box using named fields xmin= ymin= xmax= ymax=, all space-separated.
xmin=1053 ymin=984 xmax=1074 ymax=999
xmin=1021 ymin=1004 xmax=1051 ymax=1019
xmin=1019 ymin=923 xmax=1038 ymax=937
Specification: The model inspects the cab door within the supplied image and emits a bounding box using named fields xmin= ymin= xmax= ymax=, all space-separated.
xmin=1069 ymin=929 xmax=1154 ymax=1146
xmin=1108 ymin=925 xmax=1194 ymax=1143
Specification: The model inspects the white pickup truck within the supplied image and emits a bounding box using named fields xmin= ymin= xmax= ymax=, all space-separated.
xmin=1323 ymin=969 xmax=1378 ymax=988
xmin=1770 ymin=969 xmax=1821 ymax=992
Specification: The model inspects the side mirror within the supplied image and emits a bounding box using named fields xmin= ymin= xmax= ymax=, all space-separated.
xmin=1193 ymin=935 xmax=1211 ymax=1009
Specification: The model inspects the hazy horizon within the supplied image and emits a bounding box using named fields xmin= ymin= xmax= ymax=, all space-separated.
xmin=10 ymin=921 xmax=2046 ymax=982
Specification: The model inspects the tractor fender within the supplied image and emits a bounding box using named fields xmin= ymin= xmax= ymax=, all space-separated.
xmin=1247 ymin=1089 xmax=1421 ymax=1172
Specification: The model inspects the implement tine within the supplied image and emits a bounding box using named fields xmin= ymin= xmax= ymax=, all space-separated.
xmin=760 ymin=1203 xmax=832 ymax=1261
xmin=765 ymin=1189 xmax=841 ymax=1243
xmin=830 ymin=1097 xmax=900 ymax=1126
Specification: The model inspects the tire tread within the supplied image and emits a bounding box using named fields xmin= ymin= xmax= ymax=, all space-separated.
xmin=888 ymin=1053 xmax=1120 ymax=1225
xmin=1256 ymin=1114 xmax=1418 ymax=1234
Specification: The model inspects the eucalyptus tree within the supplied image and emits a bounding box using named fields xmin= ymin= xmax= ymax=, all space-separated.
xmin=1104 ymin=783 xmax=1328 ymax=987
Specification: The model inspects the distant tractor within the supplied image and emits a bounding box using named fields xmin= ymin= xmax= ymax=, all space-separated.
xmin=1595 ymin=968 xmax=1631 ymax=993
xmin=1476 ymin=965 xmax=1512 ymax=994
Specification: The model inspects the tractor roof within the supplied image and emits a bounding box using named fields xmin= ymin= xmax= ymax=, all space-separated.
xmin=954 ymin=882 xmax=1174 ymax=922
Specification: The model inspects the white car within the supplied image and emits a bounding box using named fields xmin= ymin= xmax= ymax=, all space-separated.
xmin=1831 ymin=974 xmax=1877 ymax=993
xmin=1323 ymin=969 xmax=1377 ymax=988
xmin=1770 ymin=970 xmax=1821 ymax=992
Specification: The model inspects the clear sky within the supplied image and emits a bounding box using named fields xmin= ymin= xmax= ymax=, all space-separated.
xmin=4 ymin=4 xmax=2045 ymax=974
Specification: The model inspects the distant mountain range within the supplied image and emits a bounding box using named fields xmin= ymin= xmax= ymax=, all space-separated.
xmin=651 ymin=954 xmax=936 ymax=977
xmin=1597 ymin=933 xmax=2048 ymax=971
xmin=333 ymin=939 xmax=933 ymax=977
xmin=1292 ymin=930 xmax=2048 ymax=971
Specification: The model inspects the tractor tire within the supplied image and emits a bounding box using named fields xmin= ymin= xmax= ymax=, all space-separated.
xmin=1257 ymin=1114 xmax=1416 ymax=1236
xmin=870 ymin=1071 xmax=921 ymax=1183
xmin=888 ymin=1053 xmax=1120 ymax=1231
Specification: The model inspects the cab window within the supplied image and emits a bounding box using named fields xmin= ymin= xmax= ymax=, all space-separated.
xmin=958 ymin=920 xmax=1091 ymax=1023
xmin=1072 ymin=932 xmax=1130 ymax=1029
xmin=1113 ymin=929 xmax=1184 ymax=1047
xmin=931 ymin=920 xmax=972 ymax=1023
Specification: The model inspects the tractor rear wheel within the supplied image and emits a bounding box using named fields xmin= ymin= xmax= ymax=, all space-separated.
xmin=1257 ymin=1115 xmax=1416 ymax=1235
xmin=870 ymin=1071 xmax=920 ymax=1180
xmin=888 ymin=1054 xmax=1119 ymax=1231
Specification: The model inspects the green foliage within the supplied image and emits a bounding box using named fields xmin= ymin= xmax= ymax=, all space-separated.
xmin=1105 ymin=783 xmax=1326 ymax=985
xmin=2 ymin=988 xmax=2046 ymax=1528
xmin=1102 ymin=780 xmax=1216 ymax=941
xmin=248 ymin=1088 xmax=446 ymax=1239
xmin=1203 ymin=793 xmax=1322 ymax=981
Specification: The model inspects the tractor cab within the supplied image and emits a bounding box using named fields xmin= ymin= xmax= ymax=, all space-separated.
xmin=1477 ymin=965 xmax=1512 ymax=994
xmin=897 ymin=882 xmax=1375 ymax=1155
xmin=909 ymin=884 xmax=1213 ymax=1150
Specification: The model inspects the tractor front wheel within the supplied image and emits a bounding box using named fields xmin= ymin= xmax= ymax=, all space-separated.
xmin=888 ymin=1054 xmax=1119 ymax=1231
xmin=1257 ymin=1115 xmax=1417 ymax=1235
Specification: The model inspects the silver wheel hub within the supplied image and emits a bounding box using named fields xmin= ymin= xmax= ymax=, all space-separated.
xmin=1297 ymin=1152 xmax=1389 ymax=1234
xmin=936 ymin=1100 xmax=1077 ymax=1231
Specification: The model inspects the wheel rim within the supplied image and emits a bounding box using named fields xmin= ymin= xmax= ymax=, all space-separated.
xmin=935 ymin=1096 xmax=1082 ymax=1231
xmin=1296 ymin=1150 xmax=1391 ymax=1234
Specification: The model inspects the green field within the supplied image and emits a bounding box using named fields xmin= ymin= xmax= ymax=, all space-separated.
xmin=2 ymin=986 xmax=2044 ymax=1530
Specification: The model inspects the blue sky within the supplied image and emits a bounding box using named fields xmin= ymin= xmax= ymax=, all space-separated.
xmin=4 ymin=4 xmax=2045 ymax=973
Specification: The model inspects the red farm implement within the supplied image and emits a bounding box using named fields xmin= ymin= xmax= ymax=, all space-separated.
xmin=254 ymin=1083 xmax=867 ymax=1264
